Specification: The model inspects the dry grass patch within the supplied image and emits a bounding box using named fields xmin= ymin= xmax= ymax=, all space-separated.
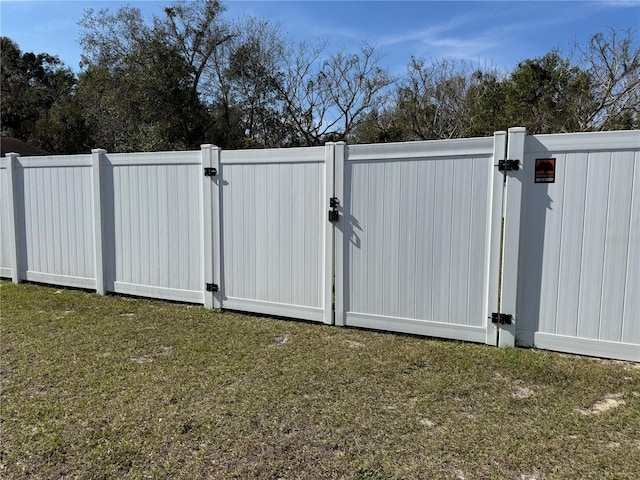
xmin=1 ymin=281 xmax=639 ymax=479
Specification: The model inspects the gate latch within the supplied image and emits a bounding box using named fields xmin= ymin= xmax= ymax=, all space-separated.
xmin=490 ymin=312 xmax=512 ymax=325
xmin=496 ymin=159 xmax=520 ymax=172
xmin=328 ymin=197 xmax=340 ymax=223
xmin=204 ymin=167 xmax=217 ymax=177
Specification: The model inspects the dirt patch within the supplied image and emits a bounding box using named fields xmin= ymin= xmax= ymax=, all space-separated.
xmin=131 ymin=356 xmax=153 ymax=364
xmin=158 ymin=345 xmax=172 ymax=355
xmin=270 ymin=334 xmax=290 ymax=347
xmin=131 ymin=345 xmax=173 ymax=363
xmin=577 ymin=393 xmax=625 ymax=415
xmin=512 ymin=386 xmax=534 ymax=399
xmin=344 ymin=340 xmax=364 ymax=348
xmin=419 ymin=417 xmax=435 ymax=427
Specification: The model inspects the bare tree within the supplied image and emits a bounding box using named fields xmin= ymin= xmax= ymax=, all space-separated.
xmin=272 ymin=43 xmax=393 ymax=145
xmin=575 ymin=27 xmax=640 ymax=130
xmin=394 ymin=57 xmax=479 ymax=140
xmin=320 ymin=44 xmax=394 ymax=141
xmin=159 ymin=0 xmax=236 ymax=102
xmin=79 ymin=6 xmax=150 ymax=69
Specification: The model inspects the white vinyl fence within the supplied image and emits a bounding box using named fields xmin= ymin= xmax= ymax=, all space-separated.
xmin=1 ymin=129 xmax=638 ymax=361
xmin=507 ymin=131 xmax=640 ymax=361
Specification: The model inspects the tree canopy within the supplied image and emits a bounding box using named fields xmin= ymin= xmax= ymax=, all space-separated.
xmin=1 ymin=2 xmax=638 ymax=154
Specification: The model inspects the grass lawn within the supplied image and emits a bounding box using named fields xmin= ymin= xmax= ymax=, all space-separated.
xmin=1 ymin=281 xmax=639 ymax=479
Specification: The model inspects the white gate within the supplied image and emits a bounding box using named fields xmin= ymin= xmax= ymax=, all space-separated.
xmin=334 ymin=134 xmax=506 ymax=345
xmin=212 ymin=146 xmax=335 ymax=324
xmin=502 ymin=129 xmax=640 ymax=361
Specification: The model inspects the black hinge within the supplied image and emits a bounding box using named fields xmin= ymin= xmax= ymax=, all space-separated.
xmin=490 ymin=312 xmax=512 ymax=325
xmin=206 ymin=283 xmax=219 ymax=292
xmin=496 ymin=159 xmax=520 ymax=171
xmin=204 ymin=167 xmax=217 ymax=177
xmin=328 ymin=197 xmax=340 ymax=222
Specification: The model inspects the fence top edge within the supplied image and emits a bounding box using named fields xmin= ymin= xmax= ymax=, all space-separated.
xmin=526 ymin=129 xmax=640 ymax=152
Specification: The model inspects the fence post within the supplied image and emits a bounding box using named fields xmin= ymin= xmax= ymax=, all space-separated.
xmin=201 ymin=144 xmax=221 ymax=309
xmin=499 ymin=127 xmax=526 ymax=347
xmin=332 ymin=142 xmax=346 ymax=326
xmin=6 ymin=153 xmax=21 ymax=284
xmin=91 ymin=149 xmax=107 ymax=295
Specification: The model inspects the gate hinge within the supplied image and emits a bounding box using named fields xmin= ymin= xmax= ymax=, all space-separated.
xmin=328 ymin=197 xmax=340 ymax=222
xmin=496 ymin=159 xmax=520 ymax=172
xmin=204 ymin=167 xmax=217 ymax=177
xmin=490 ymin=312 xmax=512 ymax=325
xmin=206 ymin=283 xmax=219 ymax=292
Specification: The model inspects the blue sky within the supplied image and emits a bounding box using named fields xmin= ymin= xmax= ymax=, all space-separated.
xmin=1 ymin=0 xmax=639 ymax=75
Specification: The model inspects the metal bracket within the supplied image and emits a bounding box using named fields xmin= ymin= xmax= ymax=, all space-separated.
xmin=206 ymin=283 xmax=219 ymax=292
xmin=490 ymin=312 xmax=513 ymax=325
xmin=204 ymin=167 xmax=217 ymax=177
xmin=496 ymin=159 xmax=520 ymax=172
xmin=329 ymin=197 xmax=340 ymax=222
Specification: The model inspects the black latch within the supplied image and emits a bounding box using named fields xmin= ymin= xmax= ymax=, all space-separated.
xmin=206 ymin=283 xmax=219 ymax=292
xmin=328 ymin=197 xmax=340 ymax=222
xmin=490 ymin=312 xmax=512 ymax=325
xmin=204 ymin=167 xmax=217 ymax=177
xmin=496 ymin=159 xmax=520 ymax=171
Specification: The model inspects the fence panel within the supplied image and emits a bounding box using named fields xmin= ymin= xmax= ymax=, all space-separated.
xmin=217 ymin=146 xmax=332 ymax=323
xmin=0 ymin=159 xmax=12 ymax=278
xmin=102 ymin=151 xmax=204 ymax=303
xmin=336 ymin=136 xmax=504 ymax=344
xmin=9 ymin=155 xmax=97 ymax=289
xmin=516 ymin=130 xmax=640 ymax=361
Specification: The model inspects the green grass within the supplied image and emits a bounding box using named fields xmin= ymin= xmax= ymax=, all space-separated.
xmin=1 ymin=280 xmax=639 ymax=479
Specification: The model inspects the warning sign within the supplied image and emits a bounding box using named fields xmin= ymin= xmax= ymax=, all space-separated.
xmin=535 ymin=158 xmax=556 ymax=183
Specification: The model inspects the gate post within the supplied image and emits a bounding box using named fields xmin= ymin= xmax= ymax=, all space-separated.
xmin=499 ymin=127 xmax=526 ymax=347
xmin=486 ymin=132 xmax=507 ymax=346
xmin=202 ymin=144 xmax=222 ymax=309
xmin=332 ymin=142 xmax=346 ymax=327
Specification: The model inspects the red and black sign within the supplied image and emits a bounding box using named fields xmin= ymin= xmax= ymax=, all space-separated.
xmin=535 ymin=158 xmax=556 ymax=183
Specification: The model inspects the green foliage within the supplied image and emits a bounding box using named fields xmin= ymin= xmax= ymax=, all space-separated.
xmin=0 ymin=36 xmax=79 ymax=152
xmin=503 ymin=51 xmax=594 ymax=134
xmin=76 ymin=5 xmax=213 ymax=152
xmin=464 ymin=71 xmax=508 ymax=137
